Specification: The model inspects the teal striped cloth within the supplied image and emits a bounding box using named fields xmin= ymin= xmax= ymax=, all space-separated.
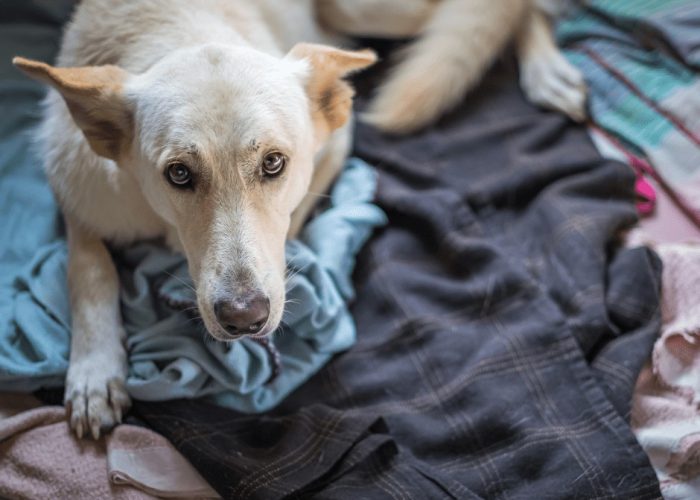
xmin=558 ymin=0 xmax=700 ymax=225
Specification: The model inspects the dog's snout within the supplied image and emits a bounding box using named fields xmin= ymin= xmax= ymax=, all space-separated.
xmin=214 ymin=291 xmax=270 ymax=335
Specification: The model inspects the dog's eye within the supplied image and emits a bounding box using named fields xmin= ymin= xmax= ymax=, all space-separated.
xmin=262 ymin=152 xmax=286 ymax=177
xmin=166 ymin=162 xmax=192 ymax=188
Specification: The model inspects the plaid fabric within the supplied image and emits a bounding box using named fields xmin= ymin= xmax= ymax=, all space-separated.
xmin=558 ymin=0 xmax=700 ymax=226
xmin=133 ymin=54 xmax=664 ymax=499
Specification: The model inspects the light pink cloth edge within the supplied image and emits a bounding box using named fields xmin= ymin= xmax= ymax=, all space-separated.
xmin=0 ymin=399 xmax=219 ymax=499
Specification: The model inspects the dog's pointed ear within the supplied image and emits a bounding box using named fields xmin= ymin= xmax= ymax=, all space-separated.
xmin=286 ymin=44 xmax=376 ymax=139
xmin=13 ymin=56 xmax=132 ymax=161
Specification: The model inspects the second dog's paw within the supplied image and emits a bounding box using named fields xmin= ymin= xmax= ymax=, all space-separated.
xmin=520 ymin=50 xmax=587 ymax=122
xmin=64 ymin=359 xmax=130 ymax=439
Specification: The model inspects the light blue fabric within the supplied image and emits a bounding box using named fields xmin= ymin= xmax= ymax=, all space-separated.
xmin=0 ymin=155 xmax=386 ymax=413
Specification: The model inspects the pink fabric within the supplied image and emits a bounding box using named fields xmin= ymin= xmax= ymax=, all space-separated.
xmin=108 ymin=425 xmax=219 ymax=498
xmin=635 ymin=173 xmax=657 ymax=216
xmin=590 ymin=127 xmax=700 ymax=243
xmin=640 ymin=177 xmax=700 ymax=244
xmin=653 ymin=244 xmax=700 ymax=403
xmin=630 ymin=242 xmax=700 ymax=499
xmin=0 ymin=403 xmax=219 ymax=500
xmin=0 ymin=406 xmax=154 ymax=500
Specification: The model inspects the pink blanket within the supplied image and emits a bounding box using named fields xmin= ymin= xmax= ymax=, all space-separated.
xmin=0 ymin=402 xmax=218 ymax=499
xmin=631 ymin=241 xmax=700 ymax=498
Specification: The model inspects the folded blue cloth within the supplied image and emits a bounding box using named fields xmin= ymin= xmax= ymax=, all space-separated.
xmin=1 ymin=152 xmax=386 ymax=412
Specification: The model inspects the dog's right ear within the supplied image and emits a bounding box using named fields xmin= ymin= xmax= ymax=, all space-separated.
xmin=13 ymin=57 xmax=132 ymax=161
xmin=286 ymin=44 xmax=376 ymax=141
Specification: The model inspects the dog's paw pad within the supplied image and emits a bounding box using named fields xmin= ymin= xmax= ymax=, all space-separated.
xmin=65 ymin=361 xmax=130 ymax=440
xmin=520 ymin=51 xmax=588 ymax=122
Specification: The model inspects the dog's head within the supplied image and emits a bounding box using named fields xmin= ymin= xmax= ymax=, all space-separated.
xmin=14 ymin=43 xmax=375 ymax=340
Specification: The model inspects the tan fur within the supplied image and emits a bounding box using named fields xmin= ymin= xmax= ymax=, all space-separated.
xmin=289 ymin=44 xmax=376 ymax=137
xmin=13 ymin=58 xmax=131 ymax=159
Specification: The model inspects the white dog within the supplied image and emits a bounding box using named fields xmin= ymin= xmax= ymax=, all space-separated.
xmin=13 ymin=0 xmax=585 ymax=438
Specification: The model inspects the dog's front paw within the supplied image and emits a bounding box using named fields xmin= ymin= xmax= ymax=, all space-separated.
xmin=64 ymin=358 xmax=130 ymax=439
xmin=520 ymin=49 xmax=587 ymax=122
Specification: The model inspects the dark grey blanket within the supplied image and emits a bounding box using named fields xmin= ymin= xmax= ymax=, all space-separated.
xmin=132 ymin=53 xmax=664 ymax=499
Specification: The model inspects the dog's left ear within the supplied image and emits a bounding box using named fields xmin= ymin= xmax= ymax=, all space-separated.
xmin=13 ymin=57 xmax=132 ymax=161
xmin=286 ymin=44 xmax=376 ymax=139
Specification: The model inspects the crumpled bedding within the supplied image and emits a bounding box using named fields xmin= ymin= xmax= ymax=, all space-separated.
xmin=558 ymin=0 xmax=700 ymax=226
xmin=0 ymin=2 xmax=672 ymax=499
xmin=0 ymin=402 xmax=219 ymax=499
xmin=628 ymin=235 xmax=700 ymax=499
xmin=560 ymin=3 xmax=700 ymax=494
xmin=0 ymin=0 xmax=386 ymax=413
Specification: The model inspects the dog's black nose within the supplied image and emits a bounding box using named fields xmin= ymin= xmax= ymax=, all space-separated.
xmin=214 ymin=292 xmax=270 ymax=335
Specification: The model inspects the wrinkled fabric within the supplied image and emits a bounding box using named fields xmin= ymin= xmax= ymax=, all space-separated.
xmin=628 ymin=235 xmax=700 ymax=499
xmin=107 ymin=421 xmax=219 ymax=499
xmin=0 ymin=406 xmax=156 ymax=500
xmin=0 ymin=401 xmax=218 ymax=499
xmin=590 ymin=129 xmax=700 ymax=243
xmin=1 ymin=3 xmax=665 ymax=498
xmin=558 ymin=0 xmax=700 ymax=227
xmin=133 ymin=51 xmax=664 ymax=499
xmin=121 ymin=158 xmax=385 ymax=411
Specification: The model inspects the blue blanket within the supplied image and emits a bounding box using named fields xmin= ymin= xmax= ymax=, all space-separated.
xmin=0 ymin=93 xmax=386 ymax=412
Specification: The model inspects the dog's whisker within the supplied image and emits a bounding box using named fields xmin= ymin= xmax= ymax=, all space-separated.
xmin=285 ymin=253 xmax=304 ymax=270
xmin=163 ymin=270 xmax=196 ymax=293
xmin=183 ymin=315 xmax=203 ymax=326
xmin=287 ymin=263 xmax=311 ymax=279
xmin=285 ymin=262 xmax=311 ymax=284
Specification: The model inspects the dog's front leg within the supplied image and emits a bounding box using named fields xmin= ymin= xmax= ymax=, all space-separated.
xmin=64 ymin=216 xmax=130 ymax=439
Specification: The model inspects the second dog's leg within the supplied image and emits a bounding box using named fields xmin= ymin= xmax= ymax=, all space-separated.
xmin=516 ymin=7 xmax=587 ymax=121
xmin=64 ymin=217 xmax=130 ymax=439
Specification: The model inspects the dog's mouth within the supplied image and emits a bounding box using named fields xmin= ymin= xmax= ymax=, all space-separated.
xmin=160 ymin=291 xmax=281 ymax=381
xmin=209 ymin=326 xmax=273 ymax=342
xmin=159 ymin=290 xmax=277 ymax=338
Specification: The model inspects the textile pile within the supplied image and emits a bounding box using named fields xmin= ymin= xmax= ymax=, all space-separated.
xmin=2 ymin=0 xmax=700 ymax=498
